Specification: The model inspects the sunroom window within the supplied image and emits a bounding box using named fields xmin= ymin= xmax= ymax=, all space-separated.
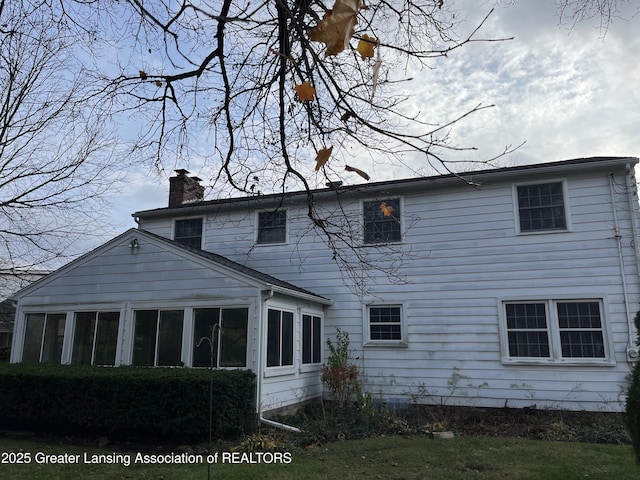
xmin=22 ymin=313 xmax=66 ymax=363
xmin=132 ymin=310 xmax=183 ymax=366
xmin=72 ymin=311 xmax=120 ymax=366
xmin=192 ymin=307 xmax=248 ymax=368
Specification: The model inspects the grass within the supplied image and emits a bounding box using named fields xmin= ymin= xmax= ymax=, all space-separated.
xmin=0 ymin=434 xmax=638 ymax=480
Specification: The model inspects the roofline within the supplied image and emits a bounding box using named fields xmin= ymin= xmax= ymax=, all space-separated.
xmin=133 ymin=156 xmax=638 ymax=219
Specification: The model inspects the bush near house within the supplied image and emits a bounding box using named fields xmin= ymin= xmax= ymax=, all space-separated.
xmin=0 ymin=364 xmax=255 ymax=441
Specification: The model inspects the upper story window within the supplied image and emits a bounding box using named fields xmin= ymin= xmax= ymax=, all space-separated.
xmin=174 ymin=218 xmax=203 ymax=248
xmin=502 ymin=300 xmax=608 ymax=363
xmin=257 ymin=210 xmax=287 ymax=244
xmin=516 ymin=182 xmax=567 ymax=233
xmin=363 ymin=198 xmax=401 ymax=244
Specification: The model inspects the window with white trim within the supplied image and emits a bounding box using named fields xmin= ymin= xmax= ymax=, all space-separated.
xmin=132 ymin=310 xmax=183 ymax=366
xmin=266 ymin=308 xmax=294 ymax=367
xmin=22 ymin=312 xmax=66 ymax=363
xmin=302 ymin=314 xmax=322 ymax=364
xmin=174 ymin=218 xmax=203 ymax=248
xmin=368 ymin=306 xmax=402 ymax=342
xmin=72 ymin=311 xmax=120 ymax=366
xmin=516 ymin=182 xmax=567 ymax=232
xmin=257 ymin=210 xmax=287 ymax=244
xmin=503 ymin=300 xmax=607 ymax=361
xmin=192 ymin=307 xmax=248 ymax=368
xmin=363 ymin=198 xmax=401 ymax=244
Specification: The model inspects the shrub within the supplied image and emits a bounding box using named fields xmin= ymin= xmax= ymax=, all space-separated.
xmin=625 ymin=310 xmax=640 ymax=462
xmin=0 ymin=364 xmax=255 ymax=441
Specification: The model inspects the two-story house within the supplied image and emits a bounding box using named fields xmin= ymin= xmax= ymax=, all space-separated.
xmin=11 ymin=156 xmax=640 ymax=416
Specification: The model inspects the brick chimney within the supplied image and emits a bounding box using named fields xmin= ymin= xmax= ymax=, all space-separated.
xmin=168 ymin=169 xmax=205 ymax=207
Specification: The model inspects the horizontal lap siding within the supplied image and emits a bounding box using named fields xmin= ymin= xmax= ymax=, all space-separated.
xmin=139 ymin=167 xmax=639 ymax=411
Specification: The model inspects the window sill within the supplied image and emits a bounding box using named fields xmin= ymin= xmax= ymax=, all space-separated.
xmin=255 ymin=241 xmax=288 ymax=246
xmin=501 ymin=358 xmax=615 ymax=367
xmin=263 ymin=366 xmax=296 ymax=378
xmin=516 ymin=229 xmax=570 ymax=236
xmin=299 ymin=363 xmax=322 ymax=374
xmin=364 ymin=341 xmax=408 ymax=348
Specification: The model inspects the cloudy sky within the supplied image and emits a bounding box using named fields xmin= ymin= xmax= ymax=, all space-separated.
xmin=103 ymin=0 xmax=639 ymax=236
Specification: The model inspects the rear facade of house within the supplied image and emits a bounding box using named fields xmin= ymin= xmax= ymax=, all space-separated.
xmin=11 ymin=156 xmax=640 ymax=412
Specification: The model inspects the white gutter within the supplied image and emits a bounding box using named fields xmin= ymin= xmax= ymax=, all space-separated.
xmin=609 ymin=173 xmax=636 ymax=358
xmin=257 ymin=289 xmax=302 ymax=434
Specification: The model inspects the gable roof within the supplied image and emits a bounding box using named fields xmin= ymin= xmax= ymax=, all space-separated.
xmin=134 ymin=156 xmax=639 ymax=219
xmin=14 ymin=229 xmax=330 ymax=305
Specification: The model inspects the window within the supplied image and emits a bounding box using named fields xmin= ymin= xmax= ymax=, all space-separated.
xmin=175 ymin=218 xmax=203 ymax=248
xmin=72 ymin=311 xmax=120 ymax=366
xmin=192 ymin=307 xmax=248 ymax=367
xmin=364 ymin=198 xmax=401 ymax=244
xmin=368 ymin=306 xmax=402 ymax=342
xmin=257 ymin=210 xmax=287 ymax=244
xmin=132 ymin=310 xmax=183 ymax=366
xmin=503 ymin=300 xmax=607 ymax=362
xmin=302 ymin=314 xmax=322 ymax=364
xmin=22 ymin=313 xmax=66 ymax=363
xmin=266 ymin=308 xmax=294 ymax=367
xmin=516 ymin=182 xmax=567 ymax=232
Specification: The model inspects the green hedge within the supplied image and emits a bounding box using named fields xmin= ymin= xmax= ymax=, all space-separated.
xmin=0 ymin=364 xmax=256 ymax=441
xmin=625 ymin=311 xmax=640 ymax=462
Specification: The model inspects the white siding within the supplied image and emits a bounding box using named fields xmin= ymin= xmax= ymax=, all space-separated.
xmin=138 ymin=163 xmax=640 ymax=411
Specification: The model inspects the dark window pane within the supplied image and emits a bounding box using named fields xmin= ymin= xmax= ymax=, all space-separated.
xmin=282 ymin=311 xmax=294 ymax=366
xmin=560 ymin=331 xmax=605 ymax=358
xmin=258 ymin=211 xmax=286 ymax=244
xmin=517 ymin=183 xmax=566 ymax=232
xmin=94 ymin=312 xmax=120 ymax=366
xmin=193 ymin=308 xmax=220 ymax=367
xmin=557 ymin=302 xmax=605 ymax=358
xmin=41 ymin=314 xmax=66 ymax=363
xmin=23 ymin=313 xmax=45 ymax=363
xmin=267 ymin=309 xmax=281 ymax=367
xmin=505 ymin=303 xmax=550 ymax=358
xmin=508 ymin=331 xmax=550 ymax=357
xmin=369 ymin=306 xmax=402 ymax=340
xmin=72 ymin=312 xmax=96 ymax=365
xmin=312 ymin=316 xmax=321 ymax=363
xmin=364 ymin=199 xmax=401 ymax=244
xmin=302 ymin=315 xmax=312 ymax=364
xmin=157 ymin=310 xmax=183 ymax=366
xmin=175 ymin=218 xmax=203 ymax=248
xmin=220 ymin=308 xmax=248 ymax=367
xmin=133 ymin=310 xmax=158 ymax=366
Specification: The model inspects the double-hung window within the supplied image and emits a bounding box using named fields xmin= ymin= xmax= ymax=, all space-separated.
xmin=132 ymin=310 xmax=183 ymax=366
xmin=367 ymin=306 xmax=403 ymax=343
xmin=72 ymin=311 xmax=120 ymax=366
xmin=266 ymin=308 xmax=294 ymax=368
xmin=363 ymin=198 xmax=401 ymax=244
xmin=22 ymin=312 xmax=66 ymax=363
xmin=502 ymin=300 xmax=607 ymax=362
xmin=516 ymin=182 xmax=567 ymax=233
xmin=174 ymin=218 xmax=203 ymax=248
xmin=257 ymin=211 xmax=287 ymax=244
xmin=192 ymin=307 xmax=248 ymax=368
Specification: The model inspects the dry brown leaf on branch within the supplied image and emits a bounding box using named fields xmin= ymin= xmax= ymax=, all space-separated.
xmin=357 ymin=34 xmax=377 ymax=59
xmin=139 ymin=70 xmax=148 ymax=80
xmin=379 ymin=202 xmax=394 ymax=217
xmin=308 ymin=0 xmax=361 ymax=56
xmin=294 ymin=81 xmax=316 ymax=101
xmin=345 ymin=164 xmax=370 ymax=180
xmin=315 ymin=146 xmax=333 ymax=171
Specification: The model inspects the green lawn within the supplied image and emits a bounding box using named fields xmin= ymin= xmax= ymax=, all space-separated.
xmin=0 ymin=434 xmax=637 ymax=480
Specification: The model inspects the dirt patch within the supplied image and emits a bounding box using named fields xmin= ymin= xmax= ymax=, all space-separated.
xmin=396 ymin=405 xmax=630 ymax=444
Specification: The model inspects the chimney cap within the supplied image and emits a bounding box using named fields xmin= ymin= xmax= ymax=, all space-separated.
xmin=174 ymin=169 xmax=190 ymax=176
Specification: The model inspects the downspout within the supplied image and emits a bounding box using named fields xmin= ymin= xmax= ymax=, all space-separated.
xmin=608 ymin=173 xmax=636 ymax=359
xmin=625 ymin=164 xmax=640 ymax=358
xmin=258 ymin=288 xmax=302 ymax=434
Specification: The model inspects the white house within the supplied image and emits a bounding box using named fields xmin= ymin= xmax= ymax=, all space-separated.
xmin=11 ymin=156 xmax=640 ymax=414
